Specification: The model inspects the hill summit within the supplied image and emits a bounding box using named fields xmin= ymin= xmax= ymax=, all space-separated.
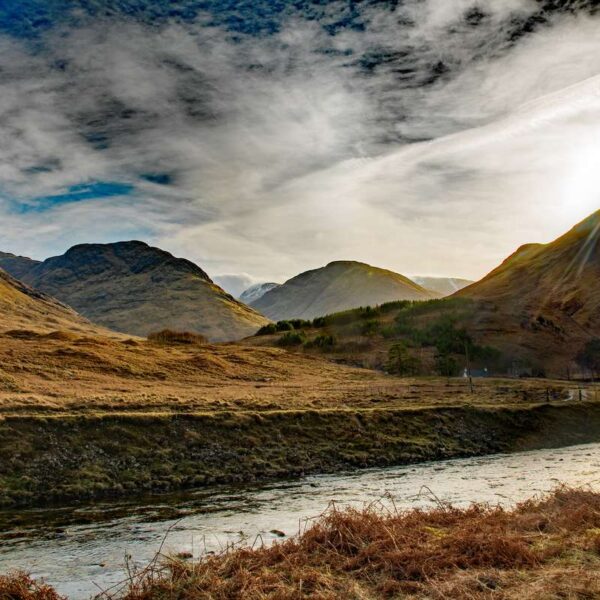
xmin=458 ymin=210 xmax=600 ymax=313
xmin=456 ymin=210 xmax=600 ymax=370
xmin=250 ymin=260 xmax=438 ymax=321
xmin=0 ymin=241 xmax=269 ymax=341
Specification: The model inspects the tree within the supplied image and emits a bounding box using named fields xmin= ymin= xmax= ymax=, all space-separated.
xmin=426 ymin=317 xmax=471 ymax=378
xmin=435 ymin=353 xmax=459 ymax=377
xmin=387 ymin=342 xmax=421 ymax=376
xmin=576 ymin=339 xmax=600 ymax=379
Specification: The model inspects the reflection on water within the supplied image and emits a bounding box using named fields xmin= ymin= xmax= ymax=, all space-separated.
xmin=1 ymin=443 xmax=600 ymax=599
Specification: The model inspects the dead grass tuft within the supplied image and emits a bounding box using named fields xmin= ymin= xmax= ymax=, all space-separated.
xmin=0 ymin=572 xmax=65 ymax=600
xmin=42 ymin=331 xmax=79 ymax=342
xmin=110 ymin=488 xmax=600 ymax=599
xmin=147 ymin=330 xmax=207 ymax=346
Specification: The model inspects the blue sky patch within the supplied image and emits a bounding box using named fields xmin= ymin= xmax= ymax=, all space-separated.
xmin=15 ymin=181 xmax=135 ymax=214
xmin=0 ymin=1 xmax=379 ymax=40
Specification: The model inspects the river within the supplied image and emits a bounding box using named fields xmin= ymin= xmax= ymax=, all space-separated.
xmin=1 ymin=442 xmax=600 ymax=599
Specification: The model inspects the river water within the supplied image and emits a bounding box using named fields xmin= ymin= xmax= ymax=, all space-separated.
xmin=1 ymin=442 xmax=600 ymax=599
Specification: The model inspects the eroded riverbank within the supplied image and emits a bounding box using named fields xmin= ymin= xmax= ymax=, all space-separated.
xmin=2 ymin=400 xmax=600 ymax=507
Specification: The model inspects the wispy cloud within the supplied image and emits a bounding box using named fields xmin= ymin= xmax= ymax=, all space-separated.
xmin=0 ymin=1 xmax=599 ymax=279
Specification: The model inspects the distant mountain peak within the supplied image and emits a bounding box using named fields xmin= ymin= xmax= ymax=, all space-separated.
xmin=240 ymin=282 xmax=280 ymax=305
xmin=251 ymin=260 xmax=437 ymax=321
xmin=411 ymin=276 xmax=474 ymax=297
xmin=54 ymin=240 xmax=213 ymax=282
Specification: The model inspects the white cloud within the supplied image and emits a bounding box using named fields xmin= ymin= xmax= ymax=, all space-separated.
xmin=0 ymin=1 xmax=599 ymax=281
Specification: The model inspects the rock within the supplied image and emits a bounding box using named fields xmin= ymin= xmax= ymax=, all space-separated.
xmin=270 ymin=529 xmax=286 ymax=538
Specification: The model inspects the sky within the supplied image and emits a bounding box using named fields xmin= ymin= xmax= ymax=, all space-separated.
xmin=1 ymin=0 xmax=600 ymax=293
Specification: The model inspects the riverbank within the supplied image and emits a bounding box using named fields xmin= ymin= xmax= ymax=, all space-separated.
xmin=2 ymin=329 xmax=598 ymax=508
xmin=3 ymin=487 xmax=600 ymax=599
xmin=2 ymin=400 xmax=600 ymax=507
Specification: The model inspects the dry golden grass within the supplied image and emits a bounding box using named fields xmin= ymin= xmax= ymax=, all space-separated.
xmin=5 ymin=323 xmax=598 ymax=508
xmin=2 ymin=488 xmax=599 ymax=600
xmin=0 ymin=326 xmax=591 ymax=418
xmin=0 ymin=572 xmax=64 ymax=600
xmin=0 ymin=265 xmax=595 ymax=419
xmin=112 ymin=488 xmax=600 ymax=599
xmin=0 ymin=268 xmax=114 ymax=338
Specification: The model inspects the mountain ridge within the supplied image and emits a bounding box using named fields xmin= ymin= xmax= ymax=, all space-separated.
xmin=0 ymin=241 xmax=269 ymax=341
xmin=0 ymin=251 xmax=40 ymax=280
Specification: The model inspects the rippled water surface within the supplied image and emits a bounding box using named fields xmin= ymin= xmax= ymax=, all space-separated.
xmin=1 ymin=443 xmax=600 ymax=599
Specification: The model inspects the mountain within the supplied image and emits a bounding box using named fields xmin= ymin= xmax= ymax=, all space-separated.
xmin=412 ymin=276 xmax=474 ymax=297
xmin=0 ymin=251 xmax=39 ymax=281
xmin=250 ymin=261 xmax=438 ymax=321
xmin=0 ymin=267 xmax=94 ymax=333
xmin=240 ymin=282 xmax=281 ymax=304
xmin=1 ymin=241 xmax=269 ymax=341
xmin=456 ymin=210 xmax=600 ymax=371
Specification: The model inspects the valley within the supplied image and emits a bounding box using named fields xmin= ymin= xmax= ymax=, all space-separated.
xmin=2 ymin=1 xmax=600 ymax=596
xmin=2 ymin=211 xmax=600 ymax=509
xmin=1 ymin=322 xmax=599 ymax=507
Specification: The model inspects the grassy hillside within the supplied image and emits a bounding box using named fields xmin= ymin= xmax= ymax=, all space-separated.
xmin=0 ymin=268 xmax=102 ymax=335
xmin=247 ymin=297 xmax=508 ymax=376
xmin=455 ymin=210 xmax=600 ymax=374
xmin=249 ymin=212 xmax=600 ymax=378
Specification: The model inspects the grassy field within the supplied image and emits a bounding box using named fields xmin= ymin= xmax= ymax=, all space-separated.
xmin=1 ymin=327 xmax=599 ymax=507
xmin=2 ymin=323 xmax=593 ymax=418
xmin=3 ymin=487 xmax=600 ymax=599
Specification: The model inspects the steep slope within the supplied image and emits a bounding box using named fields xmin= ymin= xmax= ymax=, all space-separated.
xmin=456 ymin=210 xmax=600 ymax=371
xmin=251 ymin=261 xmax=438 ymax=321
xmin=240 ymin=282 xmax=280 ymax=304
xmin=0 ymin=251 xmax=39 ymax=281
xmin=7 ymin=241 xmax=269 ymax=341
xmin=0 ymin=267 xmax=94 ymax=333
xmin=412 ymin=276 xmax=474 ymax=297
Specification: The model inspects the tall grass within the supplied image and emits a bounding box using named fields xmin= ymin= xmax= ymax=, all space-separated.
xmin=0 ymin=572 xmax=64 ymax=600
xmin=117 ymin=487 xmax=600 ymax=599
xmin=3 ymin=487 xmax=597 ymax=600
